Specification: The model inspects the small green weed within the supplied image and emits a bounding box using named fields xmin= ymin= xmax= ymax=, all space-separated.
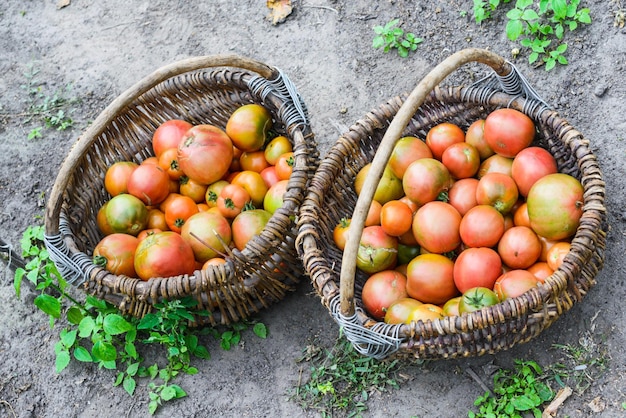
xmin=472 ymin=0 xmax=591 ymax=70
xmin=469 ymin=359 xmax=555 ymax=418
xmin=372 ymin=19 xmax=423 ymax=58
xmin=14 ymin=224 xmax=267 ymax=415
xmin=292 ymin=334 xmax=403 ymax=417
xmin=14 ymin=64 xmax=79 ymax=138
xmin=548 ymin=330 xmax=609 ymax=394
xmin=473 ymin=0 xmax=513 ymax=24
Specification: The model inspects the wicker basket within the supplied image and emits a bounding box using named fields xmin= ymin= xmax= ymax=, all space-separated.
xmin=44 ymin=55 xmax=319 ymax=326
xmin=296 ymin=48 xmax=607 ymax=360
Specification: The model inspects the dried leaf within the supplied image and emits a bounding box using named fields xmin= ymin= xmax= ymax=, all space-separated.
xmin=587 ymin=396 xmax=605 ymax=413
xmin=57 ymin=0 xmax=71 ymax=9
xmin=266 ymin=0 xmax=292 ymax=25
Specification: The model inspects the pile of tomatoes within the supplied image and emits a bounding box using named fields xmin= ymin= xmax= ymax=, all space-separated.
xmin=333 ymin=108 xmax=584 ymax=325
xmin=94 ymin=104 xmax=295 ymax=281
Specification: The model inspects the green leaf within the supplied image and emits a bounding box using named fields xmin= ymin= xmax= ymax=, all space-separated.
xmin=148 ymin=400 xmax=159 ymax=415
xmin=126 ymin=361 xmax=140 ymax=377
xmin=529 ymin=51 xmax=539 ymax=64
xmin=193 ymin=345 xmax=210 ymax=360
xmin=92 ymin=340 xmax=117 ymax=362
xmin=56 ymin=349 xmax=71 ymax=373
xmin=372 ymin=37 xmax=384 ymax=49
xmin=125 ymin=342 xmax=138 ymax=360
xmin=186 ymin=367 xmax=199 ymax=375
xmin=511 ymin=394 xmax=538 ymax=411
xmin=60 ymin=328 xmax=77 ymax=348
xmin=66 ymin=306 xmax=84 ymax=325
xmin=103 ymin=314 xmax=134 ymax=335
xmin=137 ymin=313 xmax=160 ymax=330
xmin=253 ymin=323 xmax=268 ymax=339
xmin=78 ymin=316 xmax=96 ymax=338
xmin=14 ymin=268 xmax=25 ymax=298
xmin=507 ymin=8 xmax=523 ymax=20
xmin=578 ymin=10 xmax=591 ymax=24
xmin=123 ymin=376 xmax=136 ymax=396
xmin=73 ymin=346 xmax=93 ymax=362
xmin=34 ymin=294 xmax=61 ymax=318
xmin=85 ymin=295 xmax=108 ymax=310
xmin=170 ymin=384 xmax=187 ymax=399
xmin=114 ymin=372 xmax=124 ymax=386
xmin=161 ymin=385 xmax=177 ymax=401
xmin=521 ymin=9 xmax=540 ymax=21
xmin=506 ymin=19 xmax=524 ymax=40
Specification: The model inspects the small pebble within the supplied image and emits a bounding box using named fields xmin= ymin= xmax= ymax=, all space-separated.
xmin=594 ymin=84 xmax=608 ymax=97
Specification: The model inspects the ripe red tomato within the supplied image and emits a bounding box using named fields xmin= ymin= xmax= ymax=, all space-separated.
xmin=146 ymin=208 xmax=168 ymax=231
xmin=526 ymin=173 xmax=584 ymax=240
xmin=152 ymin=119 xmax=193 ymax=158
xmin=105 ymin=194 xmax=148 ymax=236
xmin=104 ymin=161 xmax=138 ymax=197
xmin=527 ymin=262 xmax=554 ymax=283
xmin=225 ymin=104 xmax=273 ymax=152
xmin=512 ymin=202 xmax=531 ymax=227
xmin=333 ymin=218 xmax=351 ymax=251
xmin=425 ymin=122 xmax=465 ymax=160
xmin=158 ymin=147 xmax=185 ymax=181
xmin=406 ymin=253 xmax=458 ymax=304
xmin=453 ymin=247 xmax=502 ymax=293
xmin=263 ymin=179 xmax=288 ymax=215
xmin=275 ymin=152 xmax=295 ymax=181
xmin=356 ymin=225 xmax=398 ymax=274
xmin=380 ymin=200 xmax=414 ymax=237
xmin=475 ymin=172 xmax=519 ymax=214
xmin=239 ymin=150 xmax=270 ymax=173
xmin=264 ymin=136 xmax=293 ymax=166
xmin=477 ymin=154 xmax=514 ymax=179
xmin=458 ymin=287 xmax=500 ymax=314
xmin=164 ymin=194 xmax=199 ymax=233
xmin=448 ymin=177 xmax=479 ymax=216
xmin=493 ymin=269 xmax=539 ymax=300
xmin=365 ymin=200 xmax=382 ymax=227
xmin=511 ymin=147 xmax=558 ymax=197
xmin=178 ymin=124 xmax=234 ymax=185
xmin=459 ymin=205 xmax=505 ymax=248
xmin=361 ymin=270 xmax=409 ymax=321
xmin=180 ymin=211 xmax=232 ymax=262
xmin=231 ymin=170 xmax=269 ymax=209
xmin=231 ymin=209 xmax=272 ymax=251
xmin=412 ymin=201 xmax=461 ymax=254
xmin=497 ymin=226 xmax=542 ymax=269
xmin=127 ymin=163 xmax=171 ymax=206
xmin=133 ymin=231 xmax=196 ymax=281
xmin=546 ymin=241 xmax=571 ymax=271
xmin=93 ymin=233 xmax=140 ymax=278
xmin=465 ymin=119 xmax=494 ymax=160
xmin=260 ymin=166 xmax=280 ymax=189
xmin=441 ymin=142 xmax=480 ymax=179
xmin=388 ymin=136 xmax=433 ymax=179
xmin=217 ymin=183 xmax=252 ymax=219
xmin=483 ymin=108 xmax=536 ymax=158
xmin=402 ymin=158 xmax=452 ymax=206
xmin=354 ymin=163 xmax=404 ymax=205
xmin=384 ymin=298 xmax=423 ymax=324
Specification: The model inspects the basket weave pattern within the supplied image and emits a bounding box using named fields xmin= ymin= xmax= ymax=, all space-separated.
xmin=44 ymin=56 xmax=319 ymax=325
xmin=297 ymin=50 xmax=606 ymax=360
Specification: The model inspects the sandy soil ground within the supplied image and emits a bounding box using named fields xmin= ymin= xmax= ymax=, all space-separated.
xmin=1 ymin=1 xmax=625 ymax=417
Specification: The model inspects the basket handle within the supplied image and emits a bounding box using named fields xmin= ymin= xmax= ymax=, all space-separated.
xmin=44 ymin=55 xmax=278 ymax=236
xmin=339 ymin=48 xmax=513 ymax=316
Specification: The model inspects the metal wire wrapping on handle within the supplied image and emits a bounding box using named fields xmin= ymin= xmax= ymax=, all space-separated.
xmin=465 ymin=60 xmax=551 ymax=114
xmin=330 ymin=294 xmax=403 ymax=360
xmin=44 ymin=217 xmax=95 ymax=286
xmin=248 ymin=68 xmax=309 ymax=132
